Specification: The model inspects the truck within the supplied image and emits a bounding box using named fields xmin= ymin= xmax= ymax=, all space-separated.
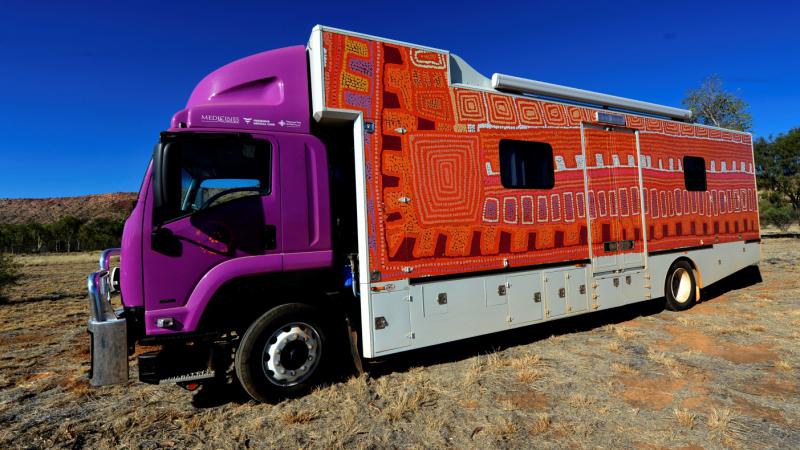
xmin=87 ymin=26 xmax=761 ymax=402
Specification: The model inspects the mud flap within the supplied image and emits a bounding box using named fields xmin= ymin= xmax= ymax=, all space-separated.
xmin=345 ymin=315 xmax=364 ymax=375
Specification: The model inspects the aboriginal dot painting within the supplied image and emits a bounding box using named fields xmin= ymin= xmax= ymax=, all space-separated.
xmin=322 ymin=31 xmax=759 ymax=282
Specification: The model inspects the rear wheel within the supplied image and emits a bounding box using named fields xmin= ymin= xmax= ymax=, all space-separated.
xmin=664 ymin=260 xmax=697 ymax=311
xmin=235 ymin=303 xmax=328 ymax=402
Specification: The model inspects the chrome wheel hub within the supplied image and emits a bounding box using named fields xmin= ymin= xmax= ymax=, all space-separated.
xmin=670 ymin=268 xmax=692 ymax=303
xmin=262 ymin=322 xmax=321 ymax=386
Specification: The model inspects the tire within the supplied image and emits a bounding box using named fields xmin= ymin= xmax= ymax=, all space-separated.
xmin=235 ymin=303 xmax=328 ymax=402
xmin=664 ymin=260 xmax=697 ymax=311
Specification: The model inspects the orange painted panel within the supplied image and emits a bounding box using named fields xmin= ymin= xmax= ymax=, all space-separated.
xmin=321 ymin=31 xmax=759 ymax=281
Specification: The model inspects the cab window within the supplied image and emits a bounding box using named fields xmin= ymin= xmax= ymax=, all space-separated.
xmin=158 ymin=135 xmax=270 ymax=222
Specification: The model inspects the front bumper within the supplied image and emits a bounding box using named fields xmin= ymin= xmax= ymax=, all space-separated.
xmin=87 ymin=248 xmax=129 ymax=386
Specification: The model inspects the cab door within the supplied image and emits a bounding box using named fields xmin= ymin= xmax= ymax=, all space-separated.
xmin=581 ymin=124 xmax=646 ymax=274
xmin=142 ymin=133 xmax=281 ymax=317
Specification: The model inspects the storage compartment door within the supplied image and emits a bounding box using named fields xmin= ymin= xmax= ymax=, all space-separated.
xmin=566 ymin=267 xmax=589 ymax=313
xmin=544 ymin=271 xmax=568 ymax=318
xmin=593 ymin=274 xmax=625 ymax=310
xmin=507 ymin=273 xmax=544 ymax=325
xmin=370 ymin=291 xmax=412 ymax=354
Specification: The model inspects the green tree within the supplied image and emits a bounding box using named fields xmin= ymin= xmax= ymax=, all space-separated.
xmin=51 ymin=216 xmax=85 ymax=252
xmin=759 ymin=194 xmax=797 ymax=231
xmin=77 ymin=218 xmax=125 ymax=250
xmin=682 ymin=75 xmax=752 ymax=131
xmin=0 ymin=252 xmax=20 ymax=301
xmin=755 ymin=128 xmax=800 ymax=215
xmin=25 ymin=222 xmax=50 ymax=253
xmin=0 ymin=225 xmax=25 ymax=254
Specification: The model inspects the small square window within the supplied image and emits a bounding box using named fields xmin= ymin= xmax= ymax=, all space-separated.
xmin=683 ymin=156 xmax=707 ymax=191
xmin=499 ymin=140 xmax=555 ymax=189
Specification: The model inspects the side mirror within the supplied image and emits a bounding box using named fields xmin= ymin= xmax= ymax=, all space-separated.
xmin=151 ymin=227 xmax=182 ymax=256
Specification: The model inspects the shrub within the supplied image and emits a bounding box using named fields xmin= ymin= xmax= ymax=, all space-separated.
xmin=761 ymin=205 xmax=796 ymax=231
xmin=759 ymin=193 xmax=799 ymax=231
xmin=0 ymin=253 xmax=20 ymax=301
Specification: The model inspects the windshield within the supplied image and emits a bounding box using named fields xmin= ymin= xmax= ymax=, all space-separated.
xmin=157 ymin=134 xmax=271 ymax=222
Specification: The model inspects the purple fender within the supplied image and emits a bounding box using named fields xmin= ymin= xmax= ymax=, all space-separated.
xmin=143 ymin=254 xmax=281 ymax=335
xmin=143 ymin=250 xmax=332 ymax=335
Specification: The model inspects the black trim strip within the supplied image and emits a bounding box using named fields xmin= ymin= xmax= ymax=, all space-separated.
xmin=139 ymin=331 xmax=221 ymax=346
xmin=408 ymin=258 xmax=591 ymax=285
xmin=745 ymin=238 xmax=762 ymax=243
xmin=648 ymin=244 xmax=713 ymax=257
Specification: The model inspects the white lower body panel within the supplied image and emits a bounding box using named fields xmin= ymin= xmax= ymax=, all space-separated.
xmin=362 ymin=241 xmax=760 ymax=358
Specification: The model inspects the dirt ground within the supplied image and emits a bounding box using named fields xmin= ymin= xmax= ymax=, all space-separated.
xmin=0 ymin=240 xmax=798 ymax=449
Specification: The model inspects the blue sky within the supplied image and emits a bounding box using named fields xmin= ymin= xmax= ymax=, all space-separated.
xmin=1 ymin=0 xmax=798 ymax=198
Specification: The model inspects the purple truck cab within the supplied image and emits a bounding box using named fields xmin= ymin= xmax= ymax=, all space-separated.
xmin=87 ymin=45 xmax=353 ymax=400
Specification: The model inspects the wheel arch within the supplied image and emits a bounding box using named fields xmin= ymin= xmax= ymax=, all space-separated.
xmin=667 ymin=256 xmax=702 ymax=302
xmin=196 ymin=268 xmax=348 ymax=333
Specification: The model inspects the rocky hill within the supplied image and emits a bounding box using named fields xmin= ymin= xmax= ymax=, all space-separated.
xmin=0 ymin=193 xmax=137 ymax=224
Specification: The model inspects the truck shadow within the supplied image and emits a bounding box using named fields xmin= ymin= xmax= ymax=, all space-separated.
xmin=363 ymin=264 xmax=763 ymax=379
xmin=192 ymin=264 xmax=762 ymax=407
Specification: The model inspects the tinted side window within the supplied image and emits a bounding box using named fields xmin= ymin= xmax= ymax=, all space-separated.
xmin=499 ymin=140 xmax=555 ymax=189
xmin=160 ymin=136 xmax=271 ymax=222
xmin=683 ymin=156 xmax=707 ymax=191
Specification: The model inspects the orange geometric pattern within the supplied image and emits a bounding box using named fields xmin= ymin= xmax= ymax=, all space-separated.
xmin=321 ymin=31 xmax=759 ymax=281
xmin=453 ymin=90 xmax=486 ymax=123
xmin=408 ymin=134 xmax=482 ymax=225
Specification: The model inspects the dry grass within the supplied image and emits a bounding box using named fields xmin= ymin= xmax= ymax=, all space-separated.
xmin=568 ymin=393 xmax=594 ymax=407
xmin=486 ymin=351 xmax=506 ymax=367
xmin=515 ymin=368 xmax=540 ymax=384
xmin=16 ymin=252 xmax=99 ymax=267
xmin=375 ymin=374 xmax=437 ymax=422
xmin=610 ymin=363 xmax=640 ymax=376
xmin=710 ymin=324 xmax=766 ymax=335
xmin=491 ymin=417 xmax=518 ymax=439
xmin=707 ymin=407 xmax=746 ymax=445
xmin=606 ymin=341 xmax=622 ymax=352
xmin=646 ymin=348 xmax=682 ymax=376
xmin=604 ymin=324 xmax=638 ymax=340
xmin=279 ymin=410 xmax=318 ymax=424
xmin=1 ymin=239 xmax=798 ymax=449
xmin=529 ymin=413 xmax=551 ymax=435
xmin=775 ymin=359 xmax=792 ymax=372
xmin=672 ymin=408 xmax=696 ymax=429
xmin=509 ymin=353 xmax=541 ymax=368
xmin=499 ymin=398 xmax=515 ymax=411
xmin=460 ymin=357 xmax=484 ymax=389
xmin=510 ymin=353 xmax=542 ymax=383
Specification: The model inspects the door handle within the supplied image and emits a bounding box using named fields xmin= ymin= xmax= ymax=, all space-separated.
xmin=263 ymin=224 xmax=277 ymax=250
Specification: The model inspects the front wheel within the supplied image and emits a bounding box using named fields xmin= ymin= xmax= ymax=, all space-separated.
xmin=235 ymin=303 xmax=328 ymax=402
xmin=664 ymin=260 xmax=697 ymax=311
